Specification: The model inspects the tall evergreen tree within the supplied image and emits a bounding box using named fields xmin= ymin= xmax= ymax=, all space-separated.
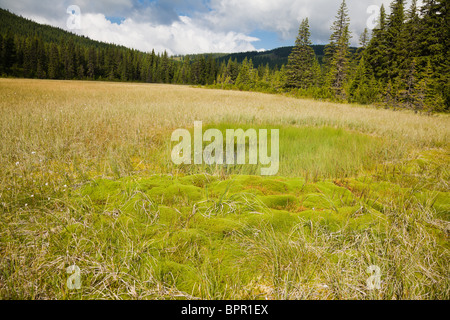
xmin=349 ymin=56 xmax=379 ymax=104
xmin=63 ymin=39 xmax=75 ymax=79
xmin=0 ymin=33 xmax=3 ymax=74
xmin=325 ymin=0 xmax=352 ymax=100
xmin=87 ymin=47 xmax=96 ymax=79
xmin=418 ymin=0 xmax=449 ymax=110
xmin=47 ymin=43 xmax=60 ymax=79
xmin=1 ymin=31 xmax=16 ymax=74
xmin=235 ymin=57 xmax=256 ymax=90
xmin=359 ymin=28 xmax=370 ymax=49
xmin=285 ymin=18 xmax=316 ymax=89
xmin=35 ymin=37 xmax=46 ymax=79
xmin=324 ymin=0 xmax=350 ymax=69
xmin=366 ymin=4 xmax=389 ymax=79
xmin=385 ymin=0 xmax=405 ymax=80
xmin=23 ymin=37 xmax=37 ymax=77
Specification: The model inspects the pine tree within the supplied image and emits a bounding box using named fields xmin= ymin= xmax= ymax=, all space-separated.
xmin=418 ymin=0 xmax=449 ymax=110
xmin=385 ymin=0 xmax=405 ymax=80
xmin=366 ymin=4 xmax=389 ymax=79
xmin=191 ymin=55 xmax=206 ymax=85
xmin=77 ymin=64 xmax=85 ymax=79
xmin=47 ymin=43 xmax=59 ymax=79
xmin=325 ymin=0 xmax=352 ymax=100
xmin=0 ymin=33 xmax=3 ymax=74
xmin=285 ymin=18 xmax=316 ymax=89
xmin=180 ymin=56 xmax=191 ymax=84
xmin=23 ymin=37 xmax=36 ymax=77
xmin=273 ymin=65 xmax=287 ymax=91
xmin=417 ymin=58 xmax=446 ymax=112
xmin=160 ymin=51 xmax=171 ymax=83
xmin=63 ymin=39 xmax=75 ymax=79
xmin=236 ymin=57 xmax=256 ymax=90
xmin=257 ymin=63 xmax=272 ymax=91
xmin=222 ymin=58 xmax=239 ymax=84
xmin=87 ymin=47 xmax=95 ymax=79
xmin=402 ymin=58 xmax=419 ymax=111
xmin=396 ymin=0 xmax=420 ymax=81
xmin=311 ymin=57 xmax=322 ymax=88
xmin=36 ymin=37 xmax=46 ymax=79
xmin=151 ymin=53 xmax=159 ymax=83
xmin=324 ymin=0 xmax=350 ymax=69
xmin=359 ymin=28 xmax=370 ymax=49
xmin=1 ymin=31 xmax=16 ymax=74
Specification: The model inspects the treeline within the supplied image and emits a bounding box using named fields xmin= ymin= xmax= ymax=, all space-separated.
xmin=1 ymin=1 xmax=449 ymax=112
xmin=212 ymin=0 xmax=449 ymax=112
xmin=214 ymin=45 xmax=341 ymax=70
xmin=0 ymin=8 xmax=220 ymax=84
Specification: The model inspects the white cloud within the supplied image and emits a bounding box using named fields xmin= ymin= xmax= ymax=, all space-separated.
xmin=76 ymin=14 xmax=259 ymax=55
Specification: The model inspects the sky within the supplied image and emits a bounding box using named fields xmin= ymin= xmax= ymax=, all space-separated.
xmin=0 ymin=0 xmax=422 ymax=55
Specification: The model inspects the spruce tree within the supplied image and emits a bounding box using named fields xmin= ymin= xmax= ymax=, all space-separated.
xmin=1 ymin=31 xmax=16 ymax=74
xmin=365 ymin=4 xmax=389 ymax=79
xmin=23 ymin=37 xmax=35 ymax=77
xmin=385 ymin=0 xmax=405 ymax=80
xmin=87 ymin=47 xmax=95 ymax=79
xmin=236 ymin=57 xmax=256 ymax=90
xmin=417 ymin=58 xmax=445 ymax=112
xmin=324 ymin=0 xmax=350 ymax=69
xmin=285 ymin=18 xmax=316 ymax=89
xmin=0 ymin=34 xmax=3 ymax=74
xmin=48 ymin=43 xmax=59 ymax=79
xmin=359 ymin=28 xmax=370 ymax=49
xmin=325 ymin=0 xmax=352 ymax=100
xmin=63 ymin=39 xmax=75 ymax=79
xmin=418 ymin=0 xmax=449 ymax=110
xmin=311 ymin=57 xmax=322 ymax=88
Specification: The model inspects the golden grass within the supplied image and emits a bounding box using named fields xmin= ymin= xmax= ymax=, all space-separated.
xmin=1 ymin=78 xmax=448 ymax=182
xmin=0 ymin=79 xmax=449 ymax=300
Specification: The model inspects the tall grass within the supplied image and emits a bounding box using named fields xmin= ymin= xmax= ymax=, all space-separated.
xmin=0 ymin=79 xmax=449 ymax=300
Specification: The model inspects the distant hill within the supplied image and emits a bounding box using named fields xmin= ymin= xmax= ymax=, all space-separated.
xmin=217 ymin=46 xmax=316 ymax=69
xmin=0 ymin=8 xmax=125 ymax=50
xmin=216 ymin=45 xmax=359 ymax=69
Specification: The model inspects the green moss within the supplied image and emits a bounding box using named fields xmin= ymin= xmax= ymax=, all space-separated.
xmin=147 ymin=183 xmax=203 ymax=205
xmin=236 ymin=175 xmax=290 ymax=195
xmin=81 ymin=178 xmax=122 ymax=203
xmin=178 ymin=174 xmax=217 ymax=188
xmin=170 ymin=228 xmax=208 ymax=246
xmin=266 ymin=210 xmax=298 ymax=231
xmin=158 ymin=206 xmax=182 ymax=226
xmin=433 ymin=192 xmax=450 ymax=220
xmin=153 ymin=259 xmax=200 ymax=293
xmin=296 ymin=209 xmax=343 ymax=232
xmin=207 ymin=179 xmax=245 ymax=198
xmin=68 ymin=157 xmax=448 ymax=298
xmin=137 ymin=175 xmax=175 ymax=192
xmin=195 ymin=216 xmax=244 ymax=238
xmin=259 ymin=194 xmax=298 ymax=210
xmin=301 ymin=193 xmax=336 ymax=210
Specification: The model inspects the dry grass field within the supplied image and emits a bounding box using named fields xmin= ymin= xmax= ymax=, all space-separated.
xmin=0 ymin=78 xmax=449 ymax=299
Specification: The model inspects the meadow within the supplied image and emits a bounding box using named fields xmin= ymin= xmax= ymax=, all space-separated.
xmin=0 ymin=78 xmax=449 ymax=299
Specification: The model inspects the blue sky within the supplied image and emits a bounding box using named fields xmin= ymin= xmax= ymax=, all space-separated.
xmin=0 ymin=0 xmax=421 ymax=55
